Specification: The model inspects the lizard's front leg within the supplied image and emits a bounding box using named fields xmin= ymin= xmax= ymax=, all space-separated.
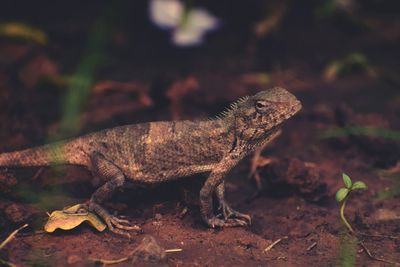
xmin=199 ymin=156 xmax=249 ymax=228
xmin=215 ymin=182 xmax=251 ymax=224
xmin=82 ymin=152 xmax=140 ymax=237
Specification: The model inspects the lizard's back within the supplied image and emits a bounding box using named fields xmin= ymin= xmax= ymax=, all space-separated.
xmin=82 ymin=120 xmax=233 ymax=183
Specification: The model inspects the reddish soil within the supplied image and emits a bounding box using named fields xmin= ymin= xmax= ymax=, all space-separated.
xmin=1 ymin=1 xmax=399 ymax=266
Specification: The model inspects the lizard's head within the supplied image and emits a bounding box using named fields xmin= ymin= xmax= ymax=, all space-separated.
xmin=221 ymin=87 xmax=302 ymax=142
xmin=248 ymin=87 xmax=302 ymax=128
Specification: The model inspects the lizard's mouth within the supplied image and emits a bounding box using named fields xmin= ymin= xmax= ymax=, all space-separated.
xmin=290 ymin=100 xmax=302 ymax=116
xmin=282 ymin=100 xmax=302 ymax=119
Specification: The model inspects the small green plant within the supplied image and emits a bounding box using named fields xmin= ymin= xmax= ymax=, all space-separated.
xmin=335 ymin=173 xmax=368 ymax=233
xmin=335 ymin=173 xmax=400 ymax=265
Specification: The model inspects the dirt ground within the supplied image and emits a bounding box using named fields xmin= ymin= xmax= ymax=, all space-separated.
xmin=0 ymin=1 xmax=399 ymax=266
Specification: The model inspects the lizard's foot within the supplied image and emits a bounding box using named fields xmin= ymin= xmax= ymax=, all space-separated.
xmin=62 ymin=203 xmax=90 ymax=214
xmin=103 ymin=215 xmax=141 ymax=238
xmin=206 ymin=216 xmax=249 ymax=228
xmin=248 ymin=129 xmax=282 ymax=191
xmin=249 ymin=155 xmax=276 ymax=191
xmin=218 ymin=200 xmax=251 ymax=225
xmin=89 ymin=202 xmax=141 ymax=238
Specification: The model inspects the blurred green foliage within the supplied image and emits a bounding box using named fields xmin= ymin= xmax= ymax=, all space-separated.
xmin=323 ymin=53 xmax=373 ymax=81
xmin=59 ymin=18 xmax=110 ymax=136
xmin=375 ymin=171 xmax=400 ymax=201
xmin=14 ymin=181 xmax=79 ymax=212
xmin=320 ymin=127 xmax=400 ymax=141
xmin=375 ymin=183 xmax=400 ymax=201
xmin=337 ymin=232 xmax=357 ymax=267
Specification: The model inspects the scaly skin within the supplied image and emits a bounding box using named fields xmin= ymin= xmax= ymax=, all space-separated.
xmin=0 ymin=87 xmax=302 ymax=237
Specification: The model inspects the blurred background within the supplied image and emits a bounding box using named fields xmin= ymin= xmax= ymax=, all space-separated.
xmin=1 ymin=0 xmax=399 ymax=138
xmin=0 ymin=0 xmax=399 ymax=265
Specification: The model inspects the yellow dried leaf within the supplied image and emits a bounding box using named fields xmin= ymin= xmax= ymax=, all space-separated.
xmin=0 ymin=22 xmax=48 ymax=45
xmin=44 ymin=204 xmax=106 ymax=233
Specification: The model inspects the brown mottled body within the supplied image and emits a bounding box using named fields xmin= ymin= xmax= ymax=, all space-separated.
xmin=0 ymin=87 xmax=301 ymax=236
xmin=88 ymin=120 xmax=233 ymax=183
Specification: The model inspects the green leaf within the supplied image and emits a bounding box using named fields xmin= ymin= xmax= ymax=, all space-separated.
xmin=352 ymin=181 xmax=367 ymax=190
xmin=336 ymin=188 xmax=349 ymax=202
xmin=375 ymin=184 xmax=400 ymax=201
xmin=342 ymin=173 xmax=352 ymax=188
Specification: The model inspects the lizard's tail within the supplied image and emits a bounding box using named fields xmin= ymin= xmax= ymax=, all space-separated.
xmin=0 ymin=140 xmax=87 ymax=168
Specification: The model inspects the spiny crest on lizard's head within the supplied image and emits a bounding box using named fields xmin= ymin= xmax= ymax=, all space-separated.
xmin=217 ymin=87 xmax=301 ymax=139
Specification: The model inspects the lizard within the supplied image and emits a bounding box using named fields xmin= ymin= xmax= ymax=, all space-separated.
xmin=0 ymin=87 xmax=301 ymax=237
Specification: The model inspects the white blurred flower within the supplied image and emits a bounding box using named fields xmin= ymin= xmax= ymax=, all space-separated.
xmin=149 ymin=0 xmax=183 ymax=29
xmin=149 ymin=0 xmax=219 ymax=46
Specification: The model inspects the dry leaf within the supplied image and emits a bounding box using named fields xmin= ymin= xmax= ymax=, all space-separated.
xmin=44 ymin=204 xmax=106 ymax=233
xmin=0 ymin=22 xmax=48 ymax=45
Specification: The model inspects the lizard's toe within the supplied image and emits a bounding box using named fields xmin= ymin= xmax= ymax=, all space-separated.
xmin=105 ymin=216 xmax=141 ymax=238
xmin=206 ymin=216 xmax=249 ymax=228
xmin=109 ymin=216 xmax=141 ymax=231
xmin=111 ymin=216 xmax=132 ymax=225
xmin=107 ymin=224 xmax=132 ymax=238
xmin=219 ymin=202 xmax=252 ymax=224
xmin=226 ymin=218 xmax=249 ymax=227
xmin=206 ymin=217 xmax=225 ymax=228
xmin=88 ymin=202 xmax=141 ymax=237
xmin=236 ymin=213 xmax=251 ymax=224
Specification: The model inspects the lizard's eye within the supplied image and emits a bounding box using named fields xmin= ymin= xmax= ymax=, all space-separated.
xmin=255 ymin=100 xmax=270 ymax=113
xmin=256 ymin=102 xmax=265 ymax=109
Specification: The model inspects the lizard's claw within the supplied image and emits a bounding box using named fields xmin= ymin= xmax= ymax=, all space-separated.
xmin=218 ymin=201 xmax=252 ymax=225
xmin=249 ymin=155 xmax=276 ymax=191
xmin=206 ymin=217 xmax=249 ymax=228
xmin=87 ymin=202 xmax=141 ymax=238
xmin=105 ymin=215 xmax=141 ymax=238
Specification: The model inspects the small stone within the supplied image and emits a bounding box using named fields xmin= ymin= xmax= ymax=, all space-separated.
xmin=67 ymin=255 xmax=82 ymax=265
xmin=132 ymin=235 xmax=166 ymax=263
xmin=4 ymin=203 xmax=32 ymax=224
xmin=0 ymin=172 xmax=17 ymax=193
xmin=155 ymin=213 xmax=163 ymax=221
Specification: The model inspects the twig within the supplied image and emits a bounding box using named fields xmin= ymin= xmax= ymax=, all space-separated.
xmin=18 ymin=230 xmax=46 ymax=237
xmin=306 ymin=242 xmax=317 ymax=251
xmin=31 ymin=167 xmax=44 ymax=180
xmin=359 ymin=241 xmax=400 ymax=265
xmin=89 ymin=247 xmax=138 ymax=266
xmin=264 ymin=236 xmax=288 ymax=253
xmin=0 ymin=224 xmax=28 ymax=250
xmin=357 ymin=232 xmax=399 ymax=240
xmin=178 ymin=207 xmax=188 ymax=219
xmin=0 ymin=258 xmax=17 ymax=267
xmin=165 ymin=249 xmax=183 ymax=253
xmin=89 ymin=248 xmax=182 ymax=265
xmin=0 ymin=224 xmax=28 ymax=267
xmin=89 ymin=256 xmax=130 ymax=265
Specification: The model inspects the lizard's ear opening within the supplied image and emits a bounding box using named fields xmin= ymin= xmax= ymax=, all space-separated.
xmin=255 ymin=100 xmax=272 ymax=114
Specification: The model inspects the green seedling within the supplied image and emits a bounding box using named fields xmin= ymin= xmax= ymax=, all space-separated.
xmin=335 ymin=173 xmax=367 ymax=233
xmin=336 ymin=173 xmax=400 ymax=265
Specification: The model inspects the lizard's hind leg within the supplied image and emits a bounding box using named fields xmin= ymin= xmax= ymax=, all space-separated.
xmin=215 ymin=182 xmax=251 ymax=224
xmin=85 ymin=152 xmax=140 ymax=237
